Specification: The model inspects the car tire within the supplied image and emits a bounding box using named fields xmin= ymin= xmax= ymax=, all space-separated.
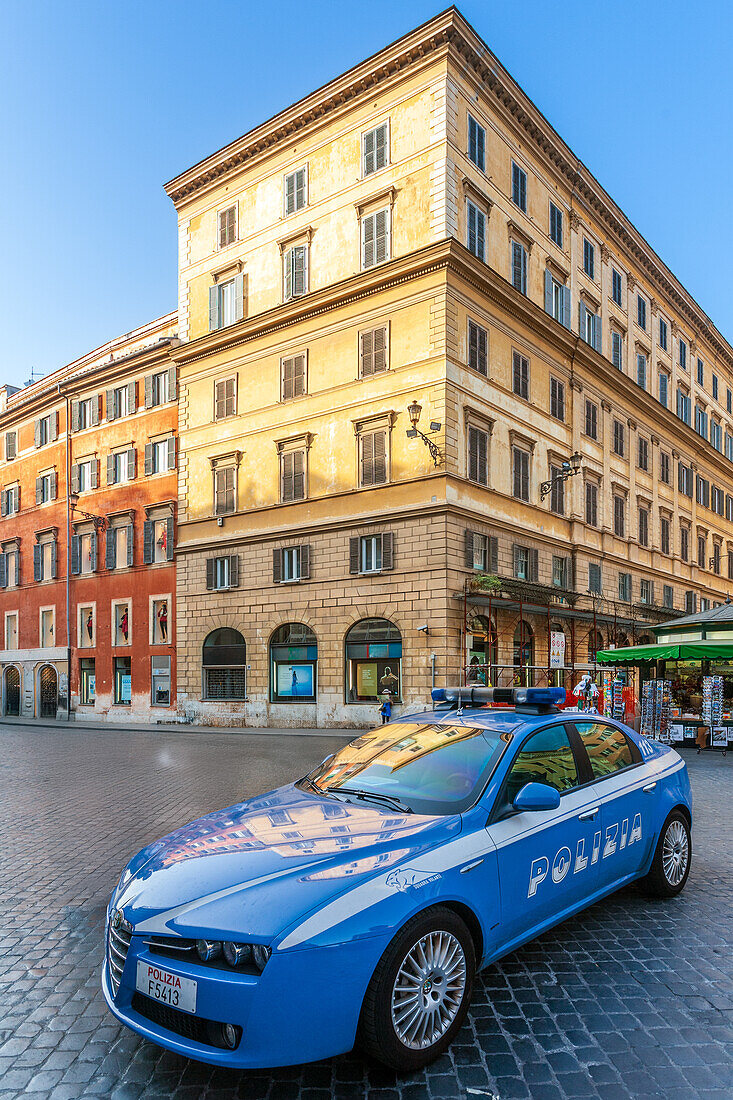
xmin=357 ymin=906 xmax=476 ymax=1071
xmin=639 ymin=810 xmax=691 ymax=898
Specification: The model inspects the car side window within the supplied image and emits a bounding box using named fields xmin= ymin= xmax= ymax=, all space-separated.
xmin=505 ymin=725 xmax=579 ymax=804
xmin=572 ymin=721 xmax=634 ymax=779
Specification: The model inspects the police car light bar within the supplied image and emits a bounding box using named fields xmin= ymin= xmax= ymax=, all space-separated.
xmin=431 ymin=686 xmax=566 ymax=714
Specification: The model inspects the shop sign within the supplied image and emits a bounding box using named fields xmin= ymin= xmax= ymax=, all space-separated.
xmin=549 ymin=631 xmax=566 ymax=669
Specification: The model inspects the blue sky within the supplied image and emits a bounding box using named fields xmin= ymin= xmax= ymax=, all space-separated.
xmin=1 ymin=0 xmax=731 ymax=388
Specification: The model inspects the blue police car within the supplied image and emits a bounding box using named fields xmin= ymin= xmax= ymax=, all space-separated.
xmin=103 ymin=687 xmax=692 ymax=1071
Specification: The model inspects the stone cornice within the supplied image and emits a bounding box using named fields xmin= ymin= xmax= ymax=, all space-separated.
xmin=164 ymin=8 xmax=733 ymax=374
xmin=174 ymin=236 xmax=733 ymax=487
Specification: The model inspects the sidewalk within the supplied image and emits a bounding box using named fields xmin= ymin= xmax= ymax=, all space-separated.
xmin=0 ymin=714 xmax=357 ymax=737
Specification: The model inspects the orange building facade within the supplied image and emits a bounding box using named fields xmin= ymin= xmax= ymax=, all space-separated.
xmin=0 ymin=314 xmax=179 ymax=722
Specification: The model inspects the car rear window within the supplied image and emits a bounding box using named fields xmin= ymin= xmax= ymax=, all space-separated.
xmin=304 ymin=722 xmax=506 ymax=815
xmin=573 ymin=721 xmax=634 ymax=779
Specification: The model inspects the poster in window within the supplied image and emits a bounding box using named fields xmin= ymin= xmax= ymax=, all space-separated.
xmin=357 ymin=662 xmax=379 ymax=697
xmin=276 ymin=663 xmax=314 ymax=698
xmin=121 ymin=675 xmax=132 ymax=703
xmin=549 ymin=631 xmax=566 ymax=669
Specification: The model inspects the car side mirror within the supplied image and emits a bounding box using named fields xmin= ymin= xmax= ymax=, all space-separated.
xmin=319 ymin=754 xmax=335 ymax=767
xmin=512 ymin=782 xmax=561 ymax=813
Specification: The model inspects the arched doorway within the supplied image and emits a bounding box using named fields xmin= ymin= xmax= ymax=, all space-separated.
xmin=4 ymin=666 xmax=20 ymax=716
xmin=39 ymin=665 xmax=58 ymax=718
xmin=467 ymin=615 xmax=497 ymax=685
xmin=588 ymin=630 xmax=604 ymax=661
xmin=345 ymin=618 xmax=402 ymax=703
xmin=202 ymin=628 xmax=247 ymax=700
xmin=270 ymin=623 xmax=317 ymax=702
xmin=513 ymin=620 xmax=535 ymax=685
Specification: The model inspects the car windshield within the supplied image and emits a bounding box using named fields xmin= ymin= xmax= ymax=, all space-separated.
xmin=303 ymin=722 xmax=507 ymax=815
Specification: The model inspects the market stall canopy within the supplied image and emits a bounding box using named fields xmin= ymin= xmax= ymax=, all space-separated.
xmin=596 ymin=640 xmax=733 ymax=663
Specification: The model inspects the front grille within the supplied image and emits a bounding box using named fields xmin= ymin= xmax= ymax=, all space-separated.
xmin=131 ymin=992 xmax=241 ymax=1050
xmin=107 ymin=910 xmax=133 ymax=997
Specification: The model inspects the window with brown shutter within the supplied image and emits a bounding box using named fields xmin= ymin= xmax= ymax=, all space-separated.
xmin=467 ymin=426 xmax=488 ymax=486
xmin=281 ymin=354 xmax=306 ymax=400
xmin=359 ymin=327 xmax=388 ymax=377
xmin=281 ymin=450 xmax=306 ymax=502
xmin=359 ymin=431 xmax=387 ymax=486
xmin=214 ymin=467 xmax=236 ymax=515
xmin=218 ymin=205 xmax=237 ymax=248
xmin=215 ymin=377 xmax=236 ymax=420
xmin=468 ymin=320 xmax=488 ymax=376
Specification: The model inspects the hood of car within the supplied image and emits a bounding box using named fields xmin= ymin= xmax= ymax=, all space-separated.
xmin=114 ymin=783 xmax=460 ymax=941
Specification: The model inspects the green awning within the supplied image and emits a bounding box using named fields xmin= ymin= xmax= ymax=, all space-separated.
xmin=596 ymin=641 xmax=733 ymax=664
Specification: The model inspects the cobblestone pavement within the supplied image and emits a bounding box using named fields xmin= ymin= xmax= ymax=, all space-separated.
xmin=0 ymin=725 xmax=731 ymax=1100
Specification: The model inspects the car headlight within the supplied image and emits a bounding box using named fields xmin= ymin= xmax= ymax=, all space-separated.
xmin=252 ymin=944 xmax=271 ymax=971
xmin=223 ymin=941 xmax=252 ymax=967
xmin=191 ymin=939 xmax=271 ymax=971
xmin=196 ymin=939 xmax=222 ymax=962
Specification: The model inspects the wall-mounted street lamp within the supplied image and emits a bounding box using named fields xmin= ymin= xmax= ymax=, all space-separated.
xmin=540 ymin=451 xmax=583 ymax=500
xmin=406 ymin=399 xmax=442 ymax=467
xmin=69 ymin=493 xmax=107 ymax=532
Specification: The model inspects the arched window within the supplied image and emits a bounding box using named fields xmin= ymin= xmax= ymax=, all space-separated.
xmin=588 ymin=630 xmax=604 ymax=660
xmin=270 ymin=623 xmax=317 ymax=702
xmin=513 ymin=620 xmax=534 ymax=685
xmin=467 ymin=615 xmax=497 ymax=685
xmin=345 ymin=618 xmax=402 ymax=703
xmin=615 ymin=632 xmax=629 ymax=648
xmin=203 ymin=628 xmax=246 ymax=700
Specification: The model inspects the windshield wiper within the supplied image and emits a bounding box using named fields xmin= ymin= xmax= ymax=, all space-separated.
xmin=325 ymin=786 xmax=413 ymax=814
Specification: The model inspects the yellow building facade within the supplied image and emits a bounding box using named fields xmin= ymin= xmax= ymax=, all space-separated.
xmin=167 ymin=9 xmax=733 ymax=727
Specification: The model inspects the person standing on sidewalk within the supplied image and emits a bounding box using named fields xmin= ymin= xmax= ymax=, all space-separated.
xmin=379 ymin=690 xmax=392 ymax=725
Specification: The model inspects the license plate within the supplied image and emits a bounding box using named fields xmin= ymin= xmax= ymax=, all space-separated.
xmin=136 ymin=960 xmax=197 ymax=1014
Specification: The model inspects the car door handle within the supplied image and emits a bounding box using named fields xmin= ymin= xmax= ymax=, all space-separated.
xmin=459 ymin=858 xmax=485 ymax=874
xmin=578 ymin=807 xmax=600 ymax=821
xmin=642 ymin=782 xmax=656 ymax=793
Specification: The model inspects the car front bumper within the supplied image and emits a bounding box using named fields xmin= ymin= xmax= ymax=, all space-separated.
xmin=102 ymin=931 xmax=388 ymax=1069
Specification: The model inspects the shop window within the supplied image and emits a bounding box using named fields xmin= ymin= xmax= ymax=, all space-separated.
xmin=80 ymin=658 xmax=96 ymax=705
xmin=143 ymin=515 xmax=174 ymax=564
xmin=152 ymin=599 xmax=170 ymax=644
xmin=40 ymin=608 xmax=54 ymax=648
xmin=345 ymin=618 xmax=402 ymax=703
xmin=79 ymin=605 xmax=95 ymax=648
xmin=5 ymin=612 xmax=18 ymax=650
xmin=113 ymin=602 xmax=130 ymax=646
xmin=202 ymin=628 xmax=247 ymax=700
xmin=466 ymin=615 xmax=497 ymax=686
xmin=270 ymin=623 xmax=317 ymax=703
xmin=114 ymin=657 xmax=131 ymax=706
xmin=151 ymin=656 xmax=171 ymax=706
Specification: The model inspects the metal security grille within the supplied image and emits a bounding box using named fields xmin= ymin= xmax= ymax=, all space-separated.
xmin=204 ymin=668 xmax=246 ymax=700
xmin=107 ymin=912 xmax=132 ymax=997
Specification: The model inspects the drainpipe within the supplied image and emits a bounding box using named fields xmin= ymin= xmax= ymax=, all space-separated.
xmin=430 ymin=652 xmax=436 ymax=692
xmin=62 ymin=386 xmax=71 ymax=721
